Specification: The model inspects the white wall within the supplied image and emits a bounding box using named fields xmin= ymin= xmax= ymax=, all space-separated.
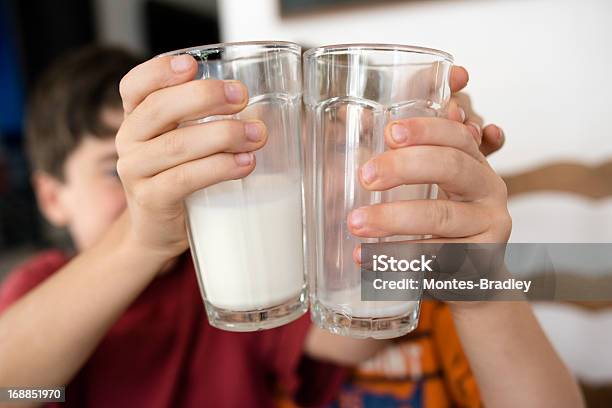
xmin=219 ymin=2 xmax=612 ymax=382
xmin=219 ymin=0 xmax=612 ymax=174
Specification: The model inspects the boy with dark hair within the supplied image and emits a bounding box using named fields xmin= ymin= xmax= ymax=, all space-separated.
xmin=0 ymin=45 xmax=583 ymax=408
xmin=2 ymin=46 xmax=345 ymax=407
xmin=24 ymin=47 xmax=140 ymax=249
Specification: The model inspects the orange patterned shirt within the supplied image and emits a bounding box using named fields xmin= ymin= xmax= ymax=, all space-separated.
xmin=278 ymin=301 xmax=481 ymax=408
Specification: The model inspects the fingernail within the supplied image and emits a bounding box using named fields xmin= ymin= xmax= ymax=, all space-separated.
xmin=361 ymin=162 xmax=376 ymax=184
xmin=391 ymin=124 xmax=409 ymax=143
xmin=234 ymin=152 xmax=253 ymax=166
xmin=349 ymin=210 xmax=366 ymax=229
xmin=170 ymin=55 xmax=194 ymax=73
xmin=458 ymin=107 xmax=466 ymax=123
xmin=224 ymin=82 xmax=245 ymax=104
xmin=245 ymin=122 xmax=263 ymax=142
xmin=498 ymin=126 xmax=505 ymax=141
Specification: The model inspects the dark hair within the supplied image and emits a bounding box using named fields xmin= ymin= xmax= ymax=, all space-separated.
xmin=25 ymin=45 xmax=143 ymax=179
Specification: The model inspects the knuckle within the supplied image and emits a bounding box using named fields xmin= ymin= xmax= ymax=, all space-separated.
xmin=460 ymin=124 xmax=477 ymax=149
xmin=115 ymin=157 xmax=130 ymax=180
xmin=373 ymin=155 xmax=390 ymax=184
xmin=202 ymin=155 xmax=230 ymax=183
xmin=432 ymin=200 xmax=454 ymax=232
xmin=118 ymin=74 xmax=131 ymax=101
xmin=187 ymin=79 xmax=206 ymax=100
xmin=173 ymin=165 xmax=192 ymax=191
xmin=488 ymin=173 xmax=509 ymax=201
xmin=138 ymin=92 xmax=163 ymax=124
xmin=473 ymin=126 xmax=483 ymax=145
xmin=382 ymin=204 xmax=400 ymax=231
xmin=502 ymin=212 xmax=513 ymax=236
xmin=115 ymin=129 xmax=127 ymax=154
xmin=222 ymin=120 xmax=244 ymax=146
xmin=162 ymin=131 xmax=186 ymax=157
xmin=199 ymin=121 xmax=239 ymax=154
xmin=193 ymin=80 xmax=223 ymax=107
xmin=179 ymin=81 xmax=212 ymax=117
xmin=404 ymin=118 xmax=426 ymax=140
xmin=498 ymin=178 xmax=509 ymax=199
xmin=492 ymin=209 xmax=512 ymax=241
xmin=115 ymin=126 xmax=140 ymax=158
xmin=443 ymin=148 xmax=464 ymax=181
xmin=501 ymin=210 xmax=512 ymax=231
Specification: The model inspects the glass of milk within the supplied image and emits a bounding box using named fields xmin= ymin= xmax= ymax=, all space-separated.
xmin=303 ymin=44 xmax=454 ymax=339
xmin=161 ymin=42 xmax=307 ymax=331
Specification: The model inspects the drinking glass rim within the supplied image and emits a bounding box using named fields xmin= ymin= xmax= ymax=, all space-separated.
xmin=157 ymin=40 xmax=301 ymax=57
xmin=303 ymin=43 xmax=454 ymax=64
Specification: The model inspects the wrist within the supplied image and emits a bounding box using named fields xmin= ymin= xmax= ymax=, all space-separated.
xmin=96 ymin=211 xmax=175 ymax=275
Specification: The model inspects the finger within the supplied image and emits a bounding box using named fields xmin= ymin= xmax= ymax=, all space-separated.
xmin=446 ymin=98 xmax=467 ymax=123
xmin=359 ymin=146 xmax=491 ymax=200
xmin=442 ymin=98 xmax=483 ymax=146
xmin=120 ymin=55 xmax=198 ymax=114
xmin=480 ymin=124 xmax=505 ymax=156
xmin=450 ymin=66 xmax=469 ymax=93
xmin=453 ymin=93 xmax=484 ymax=127
xmin=347 ymin=199 xmax=490 ymax=238
xmin=451 ymin=93 xmax=484 ymax=145
xmin=384 ymin=117 xmax=484 ymax=161
xmin=144 ymin=152 xmax=256 ymax=203
xmin=118 ymin=79 xmax=248 ymax=148
xmin=119 ymin=120 xmax=267 ymax=178
xmin=465 ymin=121 xmax=483 ymax=146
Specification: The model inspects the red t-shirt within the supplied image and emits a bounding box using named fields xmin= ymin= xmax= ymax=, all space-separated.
xmin=0 ymin=250 xmax=345 ymax=407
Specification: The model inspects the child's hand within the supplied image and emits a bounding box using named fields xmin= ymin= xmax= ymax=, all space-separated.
xmin=116 ymin=55 xmax=267 ymax=259
xmin=347 ymin=66 xmax=511 ymax=248
xmin=446 ymin=67 xmax=505 ymax=157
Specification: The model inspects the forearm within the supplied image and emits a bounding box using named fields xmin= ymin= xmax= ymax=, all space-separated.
xmin=0 ymin=213 xmax=169 ymax=388
xmin=451 ymin=302 xmax=584 ymax=408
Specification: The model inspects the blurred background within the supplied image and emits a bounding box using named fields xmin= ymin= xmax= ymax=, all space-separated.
xmin=1 ymin=0 xmax=611 ymax=405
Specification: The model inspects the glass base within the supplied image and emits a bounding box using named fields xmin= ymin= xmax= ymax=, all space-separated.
xmin=311 ymin=299 xmax=420 ymax=339
xmin=204 ymin=288 xmax=308 ymax=332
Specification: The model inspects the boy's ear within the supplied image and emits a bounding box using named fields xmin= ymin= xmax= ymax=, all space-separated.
xmin=32 ymin=171 xmax=70 ymax=227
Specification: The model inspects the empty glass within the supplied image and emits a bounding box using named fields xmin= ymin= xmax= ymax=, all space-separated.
xmin=304 ymin=44 xmax=454 ymax=339
xmin=161 ymin=42 xmax=307 ymax=331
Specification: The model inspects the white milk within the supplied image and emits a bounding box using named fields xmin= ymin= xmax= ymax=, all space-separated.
xmin=321 ymin=286 xmax=419 ymax=318
xmin=186 ymin=174 xmax=305 ymax=311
